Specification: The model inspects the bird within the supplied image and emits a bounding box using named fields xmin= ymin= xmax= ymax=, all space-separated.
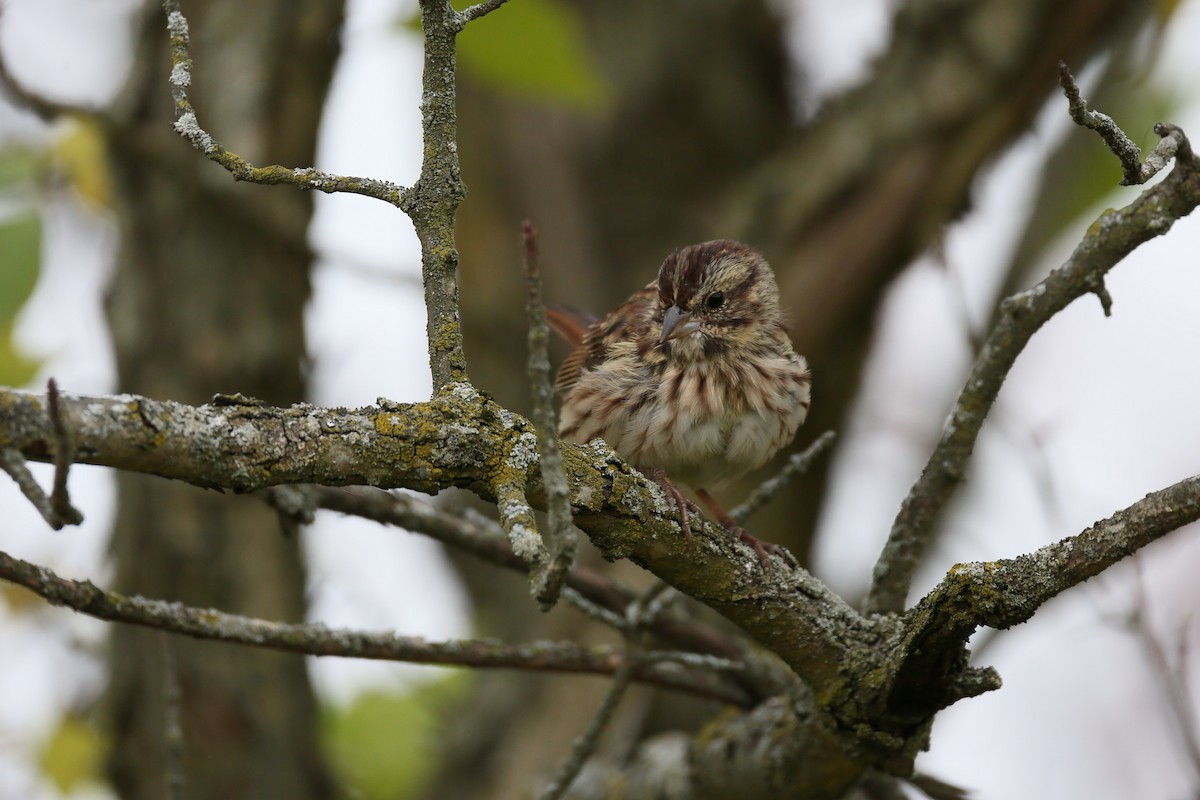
xmin=547 ymin=239 xmax=811 ymax=567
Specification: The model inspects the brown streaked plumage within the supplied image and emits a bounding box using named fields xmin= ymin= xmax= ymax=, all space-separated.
xmin=549 ymin=240 xmax=811 ymax=567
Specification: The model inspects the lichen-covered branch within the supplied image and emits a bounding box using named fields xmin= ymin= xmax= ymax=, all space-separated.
xmin=406 ymin=0 xmax=471 ymax=387
xmin=455 ymin=0 xmax=512 ymax=27
xmin=866 ymin=120 xmax=1200 ymax=615
xmin=0 ymin=384 xmax=889 ymax=733
xmin=886 ymin=475 xmax=1200 ymax=725
xmin=1057 ymin=61 xmax=1187 ymax=187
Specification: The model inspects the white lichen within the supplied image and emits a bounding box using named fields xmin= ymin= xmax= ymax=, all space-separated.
xmin=166 ymin=10 xmax=189 ymax=39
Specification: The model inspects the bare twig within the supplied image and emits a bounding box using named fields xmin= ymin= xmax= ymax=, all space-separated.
xmin=1058 ymin=61 xmax=1190 ymax=188
xmin=539 ymin=640 xmax=640 ymax=800
xmin=866 ymin=117 xmax=1200 ymax=615
xmin=730 ymin=431 xmax=835 ymax=524
xmin=0 ymin=382 xmax=82 ymax=529
xmin=160 ymin=1 xmax=408 ymax=206
xmin=455 ymin=0 xmax=513 ymax=27
xmin=1128 ymin=559 xmax=1200 ymax=782
xmin=539 ymin=583 xmax=685 ymax=800
xmin=1057 ymin=61 xmax=1146 ymax=185
xmin=0 ymin=544 xmax=751 ymax=705
xmin=46 ymin=379 xmax=83 ymax=527
xmin=496 ymin=480 xmax=550 ymax=566
xmin=523 ymin=220 xmax=577 ymax=608
xmin=0 ymin=448 xmax=58 ymax=526
xmin=302 ymin=486 xmax=751 ymax=666
xmin=160 ymin=635 xmax=185 ymax=800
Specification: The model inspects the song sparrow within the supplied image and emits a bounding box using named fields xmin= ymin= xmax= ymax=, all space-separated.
xmin=548 ymin=240 xmax=811 ymax=566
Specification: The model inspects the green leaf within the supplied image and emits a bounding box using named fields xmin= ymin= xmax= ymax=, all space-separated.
xmin=0 ymin=213 xmax=40 ymax=320
xmin=407 ymin=0 xmax=610 ymax=109
xmin=0 ymin=147 xmax=44 ymax=189
xmin=322 ymin=676 xmax=470 ymax=799
xmin=0 ymin=212 xmax=41 ymax=385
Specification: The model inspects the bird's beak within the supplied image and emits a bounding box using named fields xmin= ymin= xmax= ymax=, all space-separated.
xmin=660 ymin=305 xmax=700 ymax=343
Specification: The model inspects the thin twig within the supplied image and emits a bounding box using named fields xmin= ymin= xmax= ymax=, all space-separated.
xmin=539 ymin=582 xmax=679 ymax=800
xmin=523 ymin=220 xmax=577 ymax=608
xmin=0 ymin=448 xmax=59 ymax=527
xmin=1128 ymin=558 xmax=1200 ymax=782
xmin=160 ymin=1 xmax=409 ymax=207
xmin=304 ymin=485 xmax=753 ymax=668
xmin=160 ymin=635 xmax=185 ymax=800
xmin=46 ymin=379 xmax=83 ymax=527
xmin=0 ymin=544 xmax=751 ymax=705
xmin=730 ymin=431 xmax=835 ymax=524
xmin=1057 ymin=61 xmax=1145 ymax=185
xmin=561 ymin=587 xmax=626 ymax=629
xmin=1058 ymin=62 xmax=1191 ymax=188
xmin=865 ymin=116 xmax=1200 ymax=615
xmin=538 ymin=643 xmax=639 ymax=800
xmin=455 ymin=0 xmax=513 ymax=27
xmin=496 ymin=480 xmax=549 ymax=567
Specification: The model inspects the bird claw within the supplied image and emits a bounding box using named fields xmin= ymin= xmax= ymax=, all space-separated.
xmin=647 ymin=468 xmax=700 ymax=539
xmin=731 ymin=526 xmax=797 ymax=570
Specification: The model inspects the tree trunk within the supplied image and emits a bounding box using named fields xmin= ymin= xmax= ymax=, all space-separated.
xmin=102 ymin=3 xmax=343 ymax=797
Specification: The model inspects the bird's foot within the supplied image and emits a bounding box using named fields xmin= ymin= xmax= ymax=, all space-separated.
xmin=695 ymin=488 xmax=797 ymax=569
xmin=731 ymin=525 xmax=797 ymax=569
xmin=646 ymin=468 xmax=700 ymax=539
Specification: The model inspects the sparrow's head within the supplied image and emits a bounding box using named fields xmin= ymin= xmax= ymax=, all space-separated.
xmin=655 ymin=240 xmax=783 ymax=356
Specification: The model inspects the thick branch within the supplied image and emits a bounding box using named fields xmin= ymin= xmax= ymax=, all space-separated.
xmin=887 ymin=475 xmax=1200 ymax=725
xmin=0 ymin=384 xmax=889 ymax=733
xmin=866 ymin=125 xmax=1200 ymax=614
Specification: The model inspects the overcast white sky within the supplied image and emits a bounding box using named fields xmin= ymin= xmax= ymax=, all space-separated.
xmin=1 ymin=0 xmax=1200 ymax=797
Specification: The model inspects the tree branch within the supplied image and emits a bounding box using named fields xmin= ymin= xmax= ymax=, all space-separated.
xmin=1057 ymin=61 xmax=1187 ymax=187
xmin=407 ymin=0 xmax=471 ymax=387
xmin=888 ymin=475 xmax=1200 ymax=724
xmin=300 ymin=486 xmax=756 ymax=669
xmin=866 ymin=119 xmax=1200 ymax=615
xmin=0 ymin=544 xmax=751 ymax=706
xmin=160 ymin=0 xmax=410 ymax=206
xmin=0 ymin=385 xmax=889 ymax=731
xmin=522 ymin=220 xmax=576 ymax=607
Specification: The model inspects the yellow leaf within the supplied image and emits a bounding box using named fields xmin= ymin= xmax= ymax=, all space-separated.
xmin=39 ymin=714 xmax=104 ymax=794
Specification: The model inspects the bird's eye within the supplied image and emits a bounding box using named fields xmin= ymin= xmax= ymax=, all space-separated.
xmin=705 ymin=291 xmax=725 ymax=310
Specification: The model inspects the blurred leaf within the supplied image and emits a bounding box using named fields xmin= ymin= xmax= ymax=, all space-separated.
xmin=39 ymin=714 xmax=104 ymax=793
xmin=0 ymin=146 xmax=45 ymax=189
xmin=0 ymin=582 xmax=44 ymax=613
xmin=323 ymin=676 xmax=469 ymax=799
xmin=54 ymin=118 xmax=112 ymax=209
xmin=0 ymin=213 xmax=40 ymax=319
xmin=0 ymin=323 xmax=38 ymax=387
xmin=0 ymin=212 xmax=41 ymax=385
xmin=405 ymin=0 xmax=610 ymax=108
